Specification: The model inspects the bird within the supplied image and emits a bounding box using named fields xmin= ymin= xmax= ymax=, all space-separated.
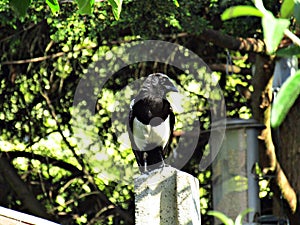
xmin=128 ymin=73 xmax=178 ymax=173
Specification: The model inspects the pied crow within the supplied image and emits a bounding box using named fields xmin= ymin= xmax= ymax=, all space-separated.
xmin=128 ymin=73 xmax=178 ymax=172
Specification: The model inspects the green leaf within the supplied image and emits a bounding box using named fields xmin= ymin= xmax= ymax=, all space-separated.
xmin=56 ymin=195 xmax=65 ymax=205
xmin=294 ymin=0 xmax=300 ymax=24
xmin=77 ymin=0 xmax=94 ymax=15
xmin=46 ymin=0 xmax=60 ymax=14
xmin=173 ymin=0 xmax=180 ymax=7
xmin=271 ymin=70 xmax=300 ymax=128
xmin=221 ymin=6 xmax=264 ymax=21
xmin=9 ymin=0 xmax=31 ymax=17
xmin=108 ymin=0 xmax=123 ymax=20
xmin=280 ymin=0 xmax=294 ymax=18
xmin=207 ymin=211 xmax=234 ymax=225
xmin=235 ymin=208 xmax=253 ymax=225
xmin=276 ymin=45 xmax=300 ymax=57
xmin=262 ymin=11 xmax=290 ymax=53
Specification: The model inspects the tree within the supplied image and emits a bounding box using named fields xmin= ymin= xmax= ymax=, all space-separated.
xmin=220 ymin=1 xmax=300 ymax=224
xmin=0 ymin=0 xmax=300 ymax=224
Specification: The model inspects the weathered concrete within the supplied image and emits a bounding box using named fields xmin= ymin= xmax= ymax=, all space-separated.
xmin=135 ymin=166 xmax=201 ymax=225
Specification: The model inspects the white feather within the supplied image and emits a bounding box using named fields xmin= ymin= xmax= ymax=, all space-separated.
xmin=133 ymin=115 xmax=171 ymax=151
xmin=130 ymin=99 xmax=135 ymax=110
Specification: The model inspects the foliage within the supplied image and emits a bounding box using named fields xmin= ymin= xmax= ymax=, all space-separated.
xmin=9 ymin=0 xmax=121 ymax=19
xmin=208 ymin=208 xmax=253 ymax=225
xmin=0 ymin=1 xmax=228 ymax=223
xmin=1 ymin=0 xmax=299 ymax=224
xmin=221 ymin=0 xmax=300 ymax=127
xmin=222 ymin=0 xmax=290 ymax=54
xmin=271 ymin=71 xmax=300 ymax=127
xmin=107 ymin=0 xmax=122 ymax=20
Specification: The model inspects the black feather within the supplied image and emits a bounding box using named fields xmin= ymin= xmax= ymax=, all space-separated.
xmin=128 ymin=73 xmax=177 ymax=172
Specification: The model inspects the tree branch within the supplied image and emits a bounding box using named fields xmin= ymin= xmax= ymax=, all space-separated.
xmin=1 ymin=52 xmax=65 ymax=65
xmin=40 ymin=90 xmax=87 ymax=169
xmin=209 ymin=63 xmax=252 ymax=75
xmin=199 ymin=29 xmax=265 ymax=53
xmin=275 ymin=163 xmax=297 ymax=213
xmin=1 ymin=43 xmax=97 ymax=65
xmin=1 ymin=28 xmax=266 ymax=67
xmin=284 ymin=29 xmax=300 ymax=47
xmin=2 ymin=151 xmax=83 ymax=175
xmin=39 ymin=90 xmax=134 ymax=223
xmin=251 ymin=55 xmax=297 ymax=213
xmin=0 ymin=157 xmax=53 ymax=220
xmin=2 ymin=150 xmax=134 ymax=223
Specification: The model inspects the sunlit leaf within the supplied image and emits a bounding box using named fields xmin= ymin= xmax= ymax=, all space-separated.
xmin=207 ymin=211 xmax=234 ymax=225
xmin=77 ymin=0 xmax=94 ymax=15
xmin=108 ymin=0 xmax=123 ymax=20
xmin=271 ymin=70 xmax=300 ymax=128
xmin=56 ymin=195 xmax=65 ymax=205
xmin=262 ymin=11 xmax=290 ymax=53
xmin=46 ymin=0 xmax=60 ymax=13
xmin=280 ymin=0 xmax=294 ymax=18
xmin=235 ymin=208 xmax=253 ymax=225
xmin=173 ymin=0 xmax=180 ymax=7
xmin=221 ymin=6 xmax=263 ymax=21
xmin=9 ymin=0 xmax=31 ymax=17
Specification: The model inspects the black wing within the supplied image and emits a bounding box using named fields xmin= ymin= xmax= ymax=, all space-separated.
xmin=128 ymin=99 xmax=175 ymax=170
xmin=162 ymin=106 xmax=175 ymax=157
xmin=128 ymin=101 xmax=144 ymax=168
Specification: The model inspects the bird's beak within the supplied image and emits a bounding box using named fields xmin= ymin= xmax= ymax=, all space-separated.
xmin=165 ymin=84 xmax=178 ymax=93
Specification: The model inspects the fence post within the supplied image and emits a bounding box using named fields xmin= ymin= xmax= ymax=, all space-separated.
xmin=134 ymin=166 xmax=201 ymax=225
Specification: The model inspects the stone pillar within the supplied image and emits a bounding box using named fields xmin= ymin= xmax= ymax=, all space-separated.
xmin=134 ymin=167 xmax=201 ymax=225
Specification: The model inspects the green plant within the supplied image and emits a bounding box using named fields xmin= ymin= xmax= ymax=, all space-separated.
xmin=221 ymin=0 xmax=300 ymax=127
xmin=9 ymin=0 xmax=122 ymax=19
xmin=271 ymin=71 xmax=300 ymax=128
xmin=207 ymin=208 xmax=254 ymax=225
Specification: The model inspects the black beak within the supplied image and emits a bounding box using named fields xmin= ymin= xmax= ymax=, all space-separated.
xmin=164 ymin=78 xmax=178 ymax=92
xmin=165 ymin=84 xmax=178 ymax=93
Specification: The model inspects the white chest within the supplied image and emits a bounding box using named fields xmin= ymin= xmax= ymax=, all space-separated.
xmin=132 ymin=115 xmax=171 ymax=151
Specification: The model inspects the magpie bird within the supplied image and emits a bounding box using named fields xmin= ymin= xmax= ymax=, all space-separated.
xmin=128 ymin=73 xmax=178 ymax=173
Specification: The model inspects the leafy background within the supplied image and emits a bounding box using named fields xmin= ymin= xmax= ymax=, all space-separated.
xmin=1 ymin=0 xmax=300 ymax=224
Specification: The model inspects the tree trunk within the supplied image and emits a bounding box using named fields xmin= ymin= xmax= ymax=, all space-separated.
xmin=0 ymin=157 xmax=52 ymax=220
xmin=250 ymin=54 xmax=299 ymax=223
xmin=194 ymin=30 xmax=300 ymax=223
xmin=276 ymin=96 xmax=300 ymax=224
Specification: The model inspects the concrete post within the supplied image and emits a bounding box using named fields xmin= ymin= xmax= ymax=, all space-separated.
xmin=134 ymin=167 xmax=201 ymax=225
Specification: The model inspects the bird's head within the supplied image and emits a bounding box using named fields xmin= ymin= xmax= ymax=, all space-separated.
xmin=140 ymin=73 xmax=178 ymax=98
